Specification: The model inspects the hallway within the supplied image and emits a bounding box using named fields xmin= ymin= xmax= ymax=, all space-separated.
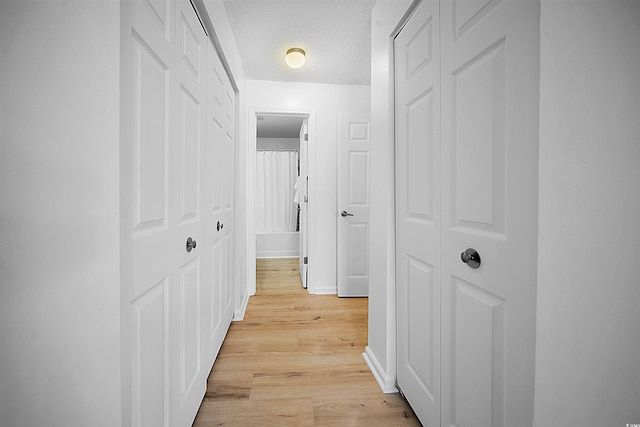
xmin=192 ymin=258 xmax=420 ymax=426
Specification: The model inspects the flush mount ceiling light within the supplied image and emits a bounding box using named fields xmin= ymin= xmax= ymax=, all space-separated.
xmin=285 ymin=48 xmax=305 ymax=69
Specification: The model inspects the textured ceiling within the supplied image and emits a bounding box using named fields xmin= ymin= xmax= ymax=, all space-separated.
xmin=223 ymin=0 xmax=376 ymax=85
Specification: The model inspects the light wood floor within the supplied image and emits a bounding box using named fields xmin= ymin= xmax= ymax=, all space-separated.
xmin=193 ymin=258 xmax=421 ymax=426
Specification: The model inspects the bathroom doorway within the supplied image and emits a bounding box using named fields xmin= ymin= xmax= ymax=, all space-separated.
xmin=247 ymin=109 xmax=315 ymax=294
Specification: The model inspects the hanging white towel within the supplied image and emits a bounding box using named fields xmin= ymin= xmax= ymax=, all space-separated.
xmin=293 ymin=175 xmax=302 ymax=204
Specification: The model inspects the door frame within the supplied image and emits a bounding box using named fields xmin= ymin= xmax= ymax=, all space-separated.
xmin=246 ymin=108 xmax=316 ymax=295
xmin=362 ymin=0 xmax=420 ymax=394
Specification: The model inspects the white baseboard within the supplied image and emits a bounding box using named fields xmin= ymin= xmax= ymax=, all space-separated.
xmin=233 ymin=290 xmax=251 ymax=321
xmin=363 ymin=346 xmax=398 ymax=394
xmin=255 ymin=253 xmax=299 ymax=259
xmin=309 ymin=285 xmax=337 ymax=295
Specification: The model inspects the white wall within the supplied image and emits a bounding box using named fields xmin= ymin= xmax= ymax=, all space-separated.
xmin=243 ymin=80 xmax=370 ymax=294
xmin=535 ymin=1 xmax=640 ymax=425
xmin=0 ymin=1 xmax=121 ymax=426
xmin=365 ymin=0 xmax=415 ymax=391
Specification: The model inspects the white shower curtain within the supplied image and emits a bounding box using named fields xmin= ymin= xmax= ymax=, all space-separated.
xmin=255 ymin=150 xmax=299 ymax=232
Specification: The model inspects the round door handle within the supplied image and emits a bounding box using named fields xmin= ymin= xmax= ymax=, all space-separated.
xmin=217 ymin=221 xmax=224 ymax=231
xmin=460 ymin=248 xmax=480 ymax=269
xmin=186 ymin=237 xmax=197 ymax=252
xmin=341 ymin=210 xmax=354 ymax=217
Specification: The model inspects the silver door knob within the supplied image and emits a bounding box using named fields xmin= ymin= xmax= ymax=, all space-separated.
xmin=460 ymin=248 xmax=480 ymax=269
xmin=186 ymin=237 xmax=197 ymax=252
xmin=341 ymin=210 xmax=354 ymax=217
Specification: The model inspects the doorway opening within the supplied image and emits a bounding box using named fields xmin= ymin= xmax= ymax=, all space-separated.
xmin=247 ymin=109 xmax=315 ymax=295
xmin=255 ymin=115 xmax=302 ymax=258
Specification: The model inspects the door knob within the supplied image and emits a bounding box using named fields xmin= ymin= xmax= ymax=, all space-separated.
xmin=217 ymin=221 xmax=224 ymax=231
xmin=186 ymin=237 xmax=197 ymax=252
xmin=341 ymin=210 xmax=354 ymax=217
xmin=460 ymin=248 xmax=480 ymax=269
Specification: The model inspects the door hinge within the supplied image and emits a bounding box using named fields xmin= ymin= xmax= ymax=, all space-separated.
xmin=304 ymin=133 xmax=308 ymax=141
xmin=304 ymin=257 xmax=308 ymax=265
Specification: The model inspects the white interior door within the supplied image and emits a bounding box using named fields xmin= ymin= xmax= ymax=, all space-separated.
xmin=205 ymin=39 xmax=223 ymax=372
xmin=298 ymin=119 xmax=309 ymax=288
xmin=439 ymin=0 xmax=539 ymax=425
xmin=203 ymin=33 xmax=234 ymax=380
xmin=220 ymin=52 xmax=235 ymax=334
xmin=395 ymin=0 xmax=539 ymax=425
xmin=170 ymin=1 xmax=210 ymax=424
xmin=122 ymin=1 xmax=233 ymax=426
xmin=337 ymin=112 xmax=371 ymax=297
xmin=394 ymin=1 xmax=441 ymax=424
xmin=120 ymin=0 xmax=176 ymax=425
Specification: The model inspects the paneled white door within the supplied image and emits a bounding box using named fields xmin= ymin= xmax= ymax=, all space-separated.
xmin=170 ymin=1 xmax=209 ymax=425
xmin=121 ymin=1 xmax=234 ymax=426
xmin=395 ymin=0 xmax=539 ymax=426
xmin=204 ymin=40 xmax=235 ymax=368
xmin=337 ymin=112 xmax=371 ymax=297
xmin=219 ymin=44 xmax=236 ymax=340
xmin=395 ymin=1 xmax=441 ymax=424
xmin=439 ymin=0 xmax=539 ymax=425
xmin=120 ymin=0 xmax=176 ymax=424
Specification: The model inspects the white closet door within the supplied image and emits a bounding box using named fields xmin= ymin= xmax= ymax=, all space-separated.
xmin=395 ymin=0 xmax=540 ymax=426
xmin=122 ymin=0 xmax=233 ymax=426
xmin=208 ymin=42 xmax=235 ymax=347
xmin=121 ymin=0 xmax=175 ymax=425
xmin=394 ymin=1 xmax=441 ymax=425
xmin=440 ymin=1 xmax=540 ymax=426
xmin=204 ymin=39 xmax=234 ymax=371
xmin=220 ymin=58 xmax=235 ymax=329
xmin=170 ymin=0 xmax=209 ymax=425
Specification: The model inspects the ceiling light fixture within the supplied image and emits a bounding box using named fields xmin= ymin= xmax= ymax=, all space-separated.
xmin=285 ymin=48 xmax=305 ymax=69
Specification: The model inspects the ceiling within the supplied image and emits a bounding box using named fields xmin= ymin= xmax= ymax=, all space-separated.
xmin=257 ymin=114 xmax=305 ymax=138
xmin=222 ymin=0 xmax=376 ymax=86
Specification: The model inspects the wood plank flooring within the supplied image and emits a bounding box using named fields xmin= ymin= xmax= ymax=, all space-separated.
xmin=193 ymin=258 xmax=421 ymax=426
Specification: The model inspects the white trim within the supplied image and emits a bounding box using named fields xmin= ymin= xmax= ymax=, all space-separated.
xmin=233 ymin=289 xmax=250 ymax=321
xmin=384 ymin=0 xmax=423 ymax=395
xmin=363 ymin=346 xmax=398 ymax=394
xmin=247 ymin=108 xmax=316 ymax=296
xmin=255 ymin=255 xmax=299 ymax=259
xmin=308 ymin=284 xmax=337 ymax=295
xmin=367 ymin=0 xmax=417 ymax=395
